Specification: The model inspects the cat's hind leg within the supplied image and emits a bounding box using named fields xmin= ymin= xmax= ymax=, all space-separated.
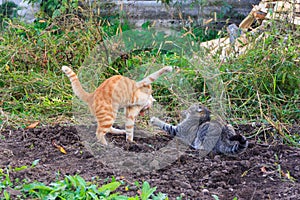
xmin=96 ymin=126 xmax=109 ymax=145
xmin=95 ymin=110 xmax=117 ymax=145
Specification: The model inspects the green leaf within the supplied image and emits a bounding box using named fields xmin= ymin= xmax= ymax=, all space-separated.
xmin=152 ymin=192 xmax=168 ymax=200
xmin=141 ymin=182 xmax=156 ymax=200
xmin=212 ymin=194 xmax=220 ymax=200
xmin=113 ymin=196 xmax=130 ymax=200
xmin=52 ymin=9 xmax=61 ymax=18
xmin=3 ymin=190 xmax=10 ymax=200
xmin=66 ymin=175 xmax=77 ymax=187
xmin=23 ymin=182 xmax=53 ymax=192
xmin=31 ymin=159 xmax=40 ymax=167
xmin=127 ymin=197 xmax=139 ymax=200
xmin=76 ymin=175 xmax=87 ymax=188
xmin=13 ymin=165 xmax=28 ymax=172
xmin=98 ymin=181 xmax=121 ymax=193
xmin=87 ymin=191 xmax=99 ymax=200
xmin=134 ymin=181 xmax=140 ymax=187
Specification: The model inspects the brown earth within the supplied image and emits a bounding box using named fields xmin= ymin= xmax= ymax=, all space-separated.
xmin=0 ymin=123 xmax=299 ymax=199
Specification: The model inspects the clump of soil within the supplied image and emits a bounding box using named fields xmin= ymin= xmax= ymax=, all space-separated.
xmin=0 ymin=124 xmax=299 ymax=199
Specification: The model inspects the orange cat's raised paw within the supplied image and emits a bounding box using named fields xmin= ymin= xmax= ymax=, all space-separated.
xmin=163 ymin=66 xmax=173 ymax=72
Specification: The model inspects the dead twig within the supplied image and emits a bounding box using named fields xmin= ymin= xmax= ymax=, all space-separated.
xmin=250 ymin=187 xmax=257 ymax=200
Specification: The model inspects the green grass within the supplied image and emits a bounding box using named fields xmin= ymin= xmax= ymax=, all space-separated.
xmin=219 ymin=23 xmax=300 ymax=124
xmin=0 ymin=68 xmax=74 ymax=127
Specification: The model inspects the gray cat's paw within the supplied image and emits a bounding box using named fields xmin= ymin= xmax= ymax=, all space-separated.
xmin=150 ymin=117 xmax=159 ymax=125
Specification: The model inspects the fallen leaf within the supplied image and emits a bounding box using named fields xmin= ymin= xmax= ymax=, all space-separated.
xmin=241 ymin=170 xmax=248 ymax=177
xmin=52 ymin=140 xmax=67 ymax=154
xmin=260 ymin=166 xmax=267 ymax=173
xmin=26 ymin=121 xmax=39 ymax=129
xmin=57 ymin=146 xmax=67 ymax=154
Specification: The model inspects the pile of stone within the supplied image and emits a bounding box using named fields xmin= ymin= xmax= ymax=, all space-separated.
xmin=200 ymin=0 xmax=300 ymax=58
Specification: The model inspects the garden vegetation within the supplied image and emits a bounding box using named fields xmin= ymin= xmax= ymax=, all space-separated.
xmin=0 ymin=0 xmax=299 ymax=199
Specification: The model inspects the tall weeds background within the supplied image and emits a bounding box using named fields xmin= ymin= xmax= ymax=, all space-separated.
xmin=0 ymin=0 xmax=299 ymax=146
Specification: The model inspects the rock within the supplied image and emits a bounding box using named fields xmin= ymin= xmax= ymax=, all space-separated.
xmin=17 ymin=0 xmax=40 ymax=23
xmin=210 ymin=170 xmax=222 ymax=177
xmin=240 ymin=160 xmax=251 ymax=168
xmin=202 ymin=188 xmax=210 ymax=195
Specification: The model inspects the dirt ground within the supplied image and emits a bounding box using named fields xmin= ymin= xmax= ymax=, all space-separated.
xmin=0 ymin=123 xmax=299 ymax=199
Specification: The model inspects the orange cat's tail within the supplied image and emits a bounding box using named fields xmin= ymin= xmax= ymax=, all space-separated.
xmin=62 ymin=66 xmax=93 ymax=103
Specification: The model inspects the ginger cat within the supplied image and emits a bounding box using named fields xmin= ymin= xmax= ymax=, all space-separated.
xmin=62 ymin=65 xmax=172 ymax=145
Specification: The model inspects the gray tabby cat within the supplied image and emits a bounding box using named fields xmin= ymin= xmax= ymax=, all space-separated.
xmin=150 ymin=104 xmax=248 ymax=155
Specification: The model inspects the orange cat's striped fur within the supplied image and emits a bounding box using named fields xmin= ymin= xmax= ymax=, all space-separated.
xmin=62 ymin=66 xmax=172 ymax=145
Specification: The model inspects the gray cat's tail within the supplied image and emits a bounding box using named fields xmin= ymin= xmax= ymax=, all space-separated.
xmin=226 ymin=135 xmax=248 ymax=155
xmin=62 ymin=66 xmax=93 ymax=104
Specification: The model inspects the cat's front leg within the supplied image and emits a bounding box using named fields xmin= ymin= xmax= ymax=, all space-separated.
xmin=125 ymin=106 xmax=141 ymax=142
xmin=150 ymin=117 xmax=165 ymax=128
xmin=161 ymin=66 xmax=173 ymax=73
xmin=150 ymin=117 xmax=178 ymax=136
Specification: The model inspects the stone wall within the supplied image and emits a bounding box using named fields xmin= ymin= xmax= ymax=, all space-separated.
xmin=0 ymin=0 xmax=260 ymax=26
xmin=114 ymin=0 xmax=260 ymax=27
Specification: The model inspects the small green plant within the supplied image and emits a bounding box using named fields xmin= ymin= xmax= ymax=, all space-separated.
xmin=22 ymin=175 xmax=124 ymax=199
xmin=0 ymin=168 xmax=13 ymax=199
xmin=1 ymin=170 xmax=169 ymax=199
xmin=140 ymin=181 xmax=157 ymax=200
xmin=134 ymin=181 xmax=167 ymax=200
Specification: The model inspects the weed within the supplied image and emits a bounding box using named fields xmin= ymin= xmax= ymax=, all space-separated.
xmin=219 ymin=23 xmax=299 ymax=144
xmin=0 ymin=167 xmax=169 ymax=199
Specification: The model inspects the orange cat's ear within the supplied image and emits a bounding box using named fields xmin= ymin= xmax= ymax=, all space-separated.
xmin=150 ymin=96 xmax=156 ymax=102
